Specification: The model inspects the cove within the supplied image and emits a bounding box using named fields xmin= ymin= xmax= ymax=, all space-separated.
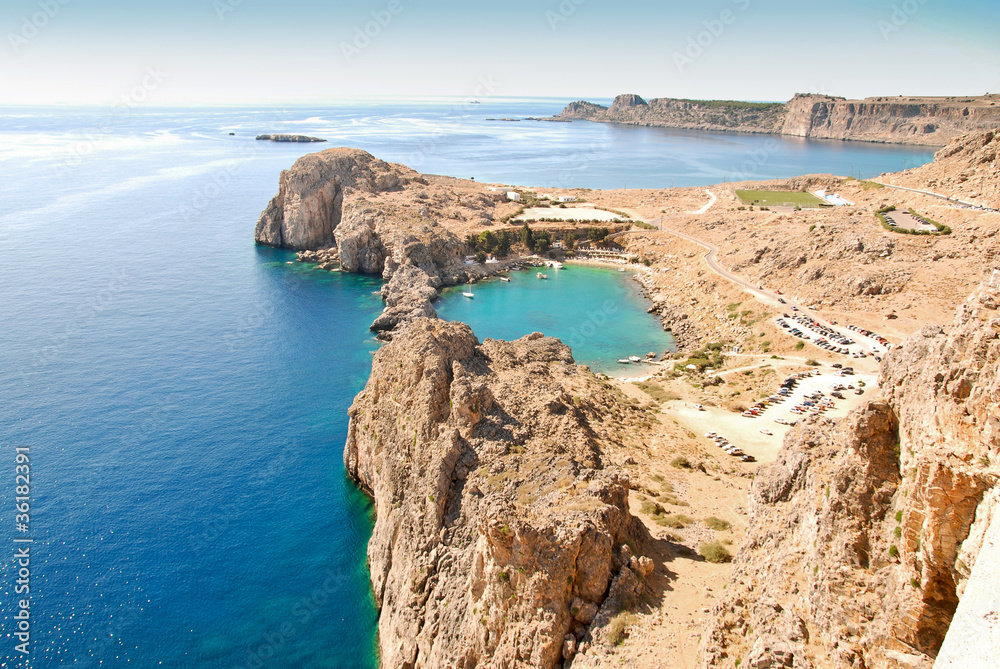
xmin=435 ymin=265 xmax=676 ymax=374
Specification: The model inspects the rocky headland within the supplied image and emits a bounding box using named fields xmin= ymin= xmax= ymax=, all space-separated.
xmin=344 ymin=319 xmax=657 ymax=668
xmin=252 ymin=127 xmax=1000 ymax=667
xmin=556 ymin=93 xmax=1000 ymax=146
xmin=254 ymin=147 xmax=519 ymax=335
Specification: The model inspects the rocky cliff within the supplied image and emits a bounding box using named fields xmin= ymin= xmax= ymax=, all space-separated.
xmin=556 ymin=93 xmax=1000 ymax=145
xmin=344 ymin=319 xmax=655 ymax=668
xmin=894 ymin=129 xmax=1000 ymax=209
xmin=255 ymin=149 xmax=517 ymax=333
xmin=698 ymin=272 xmax=1000 ymax=668
xmin=254 ymin=148 xmax=412 ymax=250
xmin=557 ymin=94 xmax=786 ymax=136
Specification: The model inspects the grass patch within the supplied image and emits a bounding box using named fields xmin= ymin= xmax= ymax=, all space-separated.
xmin=735 ymin=189 xmax=827 ymax=208
xmin=607 ymin=612 xmax=638 ymax=646
xmin=636 ymin=382 xmax=680 ymax=403
xmin=655 ymin=513 xmax=694 ymax=529
xmin=699 ymin=541 xmax=733 ymax=563
xmin=704 ymin=516 xmax=732 ymax=531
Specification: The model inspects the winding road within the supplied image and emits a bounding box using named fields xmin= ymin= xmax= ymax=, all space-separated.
xmin=871 ymin=180 xmax=999 ymax=212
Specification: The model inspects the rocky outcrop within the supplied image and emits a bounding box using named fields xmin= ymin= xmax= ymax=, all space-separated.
xmin=895 ymin=129 xmax=1000 ymax=209
xmin=557 ymin=93 xmax=1000 ymax=145
xmin=254 ymin=148 xmax=413 ymax=251
xmin=255 ymin=134 xmax=327 ymax=142
xmin=557 ymin=94 xmax=786 ymax=136
xmin=781 ymin=94 xmax=1000 ymax=146
xmin=344 ymin=320 xmax=653 ymax=668
xmin=698 ymin=272 xmax=1000 ymax=668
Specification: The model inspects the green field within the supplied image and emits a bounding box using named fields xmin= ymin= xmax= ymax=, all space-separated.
xmin=736 ymin=190 xmax=828 ymax=208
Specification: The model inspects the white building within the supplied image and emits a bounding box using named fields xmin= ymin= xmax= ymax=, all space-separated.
xmin=506 ymin=191 xmax=522 ymax=202
xmin=558 ymin=195 xmax=576 ymax=202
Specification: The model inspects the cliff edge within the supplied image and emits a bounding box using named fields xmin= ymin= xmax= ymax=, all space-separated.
xmin=557 ymin=93 xmax=1000 ymax=146
xmin=344 ymin=319 xmax=655 ymax=668
xmin=698 ymin=271 xmax=1000 ymax=668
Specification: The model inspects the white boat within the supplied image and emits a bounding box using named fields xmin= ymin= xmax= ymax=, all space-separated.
xmin=617 ymin=359 xmax=631 ymax=364
xmin=552 ymin=262 xmax=564 ymax=269
xmin=537 ymin=273 xmax=548 ymax=280
xmin=500 ymin=277 xmax=511 ymax=282
xmin=618 ymin=268 xmax=626 ymax=272
xmin=462 ymin=281 xmax=474 ymax=298
xmin=629 ymin=356 xmax=641 ymax=363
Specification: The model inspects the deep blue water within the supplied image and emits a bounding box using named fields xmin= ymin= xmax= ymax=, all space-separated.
xmin=0 ymin=101 xmax=935 ymax=667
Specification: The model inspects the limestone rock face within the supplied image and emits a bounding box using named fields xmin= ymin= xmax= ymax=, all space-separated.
xmin=335 ymin=210 xmax=388 ymax=275
xmin=556 ymin=93 xmax=1000 ymax=145
xmin=699 ymin=272 xmax=1000 ymax=668
xmin=344 ymin=320 xmax=649 ymax=669
xmin=254 ymin=148 xmax=411 ymax=251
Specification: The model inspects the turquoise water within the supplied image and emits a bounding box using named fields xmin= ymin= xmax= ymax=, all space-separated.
xmin=0 ymin=101 xmax=934 ymax=667
xmin=436 ymin=266 xmax=675 ymax=373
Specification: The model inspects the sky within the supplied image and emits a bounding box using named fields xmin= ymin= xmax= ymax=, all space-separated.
xmin=1 ymin=0 xmax=999 ymax=105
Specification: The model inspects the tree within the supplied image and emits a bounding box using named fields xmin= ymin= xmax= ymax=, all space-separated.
xmin=563 ymin=231 xmax=577 ymax=251
xmin=475 ymin=251 xmax=487 ymax=264
xmin=465 ymin=233 xmax=478 ymax=251
xmin=588 ymin=227 xmax=609 ymax=243
xmin=535 ymin=230 xmax=552 ymax=254
xmin=495 ymin=230 xmax=512 ymax=258
xmin=478 ymin=230 xmax=497 ymax=254
xmin=519 ymin=223 xmax=535 ymax=252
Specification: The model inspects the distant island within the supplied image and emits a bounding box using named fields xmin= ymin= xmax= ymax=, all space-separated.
xmin=255 ymin=134 xmax=327 ymax=143
xmin=554 ymin=93 xmax=1000 ymax=145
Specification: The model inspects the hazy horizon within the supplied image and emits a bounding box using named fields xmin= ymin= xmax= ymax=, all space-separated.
xmin=3 ymin=0 xmax=999 ymax=107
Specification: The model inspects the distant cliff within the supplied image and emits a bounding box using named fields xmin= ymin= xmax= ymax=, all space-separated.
xmin=556 ymin=93 xmax=1000 ymax=145
xmin=344 ymin=320 xmax=655 ymax=668
xmin=698 ymin=272 xmax=1000 ymax=668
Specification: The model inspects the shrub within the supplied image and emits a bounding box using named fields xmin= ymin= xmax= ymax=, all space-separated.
xmin=607 ymin=612 xmax=638 ymax=646
xmin=640 ymin=500 xmax=665 ymax=516
xmin=795 ymin=341 xmax=805 ymax=350
xmin=704 ymin=516 xmax=732 ymax=531
xmin=699 ymin=541 xmax=733 ymax=563
xmin=806 ymin=359 xmax=819 ymax=366
xmin=670 ymin=456 xmax=692 ymax=470
xmin=889 ymin=544 xmax=899 ymax=558
xmin=656 ymin=513 xmax=694 ymax=529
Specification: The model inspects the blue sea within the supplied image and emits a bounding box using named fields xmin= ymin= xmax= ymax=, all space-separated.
xmin=0 ymin=99 xmax=934 ymax=667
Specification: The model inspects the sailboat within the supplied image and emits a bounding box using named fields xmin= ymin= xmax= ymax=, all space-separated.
xmin=462 ymin=280 xmax=475 ymax=298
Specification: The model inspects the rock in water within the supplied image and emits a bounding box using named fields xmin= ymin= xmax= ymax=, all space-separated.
xmin=344 ymin=320 xmax=651 ymax=668
xmin=253 ymin=148 xmax=408 ymax=251
xmin=254 ymin=134 xmax=327 ymax=142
